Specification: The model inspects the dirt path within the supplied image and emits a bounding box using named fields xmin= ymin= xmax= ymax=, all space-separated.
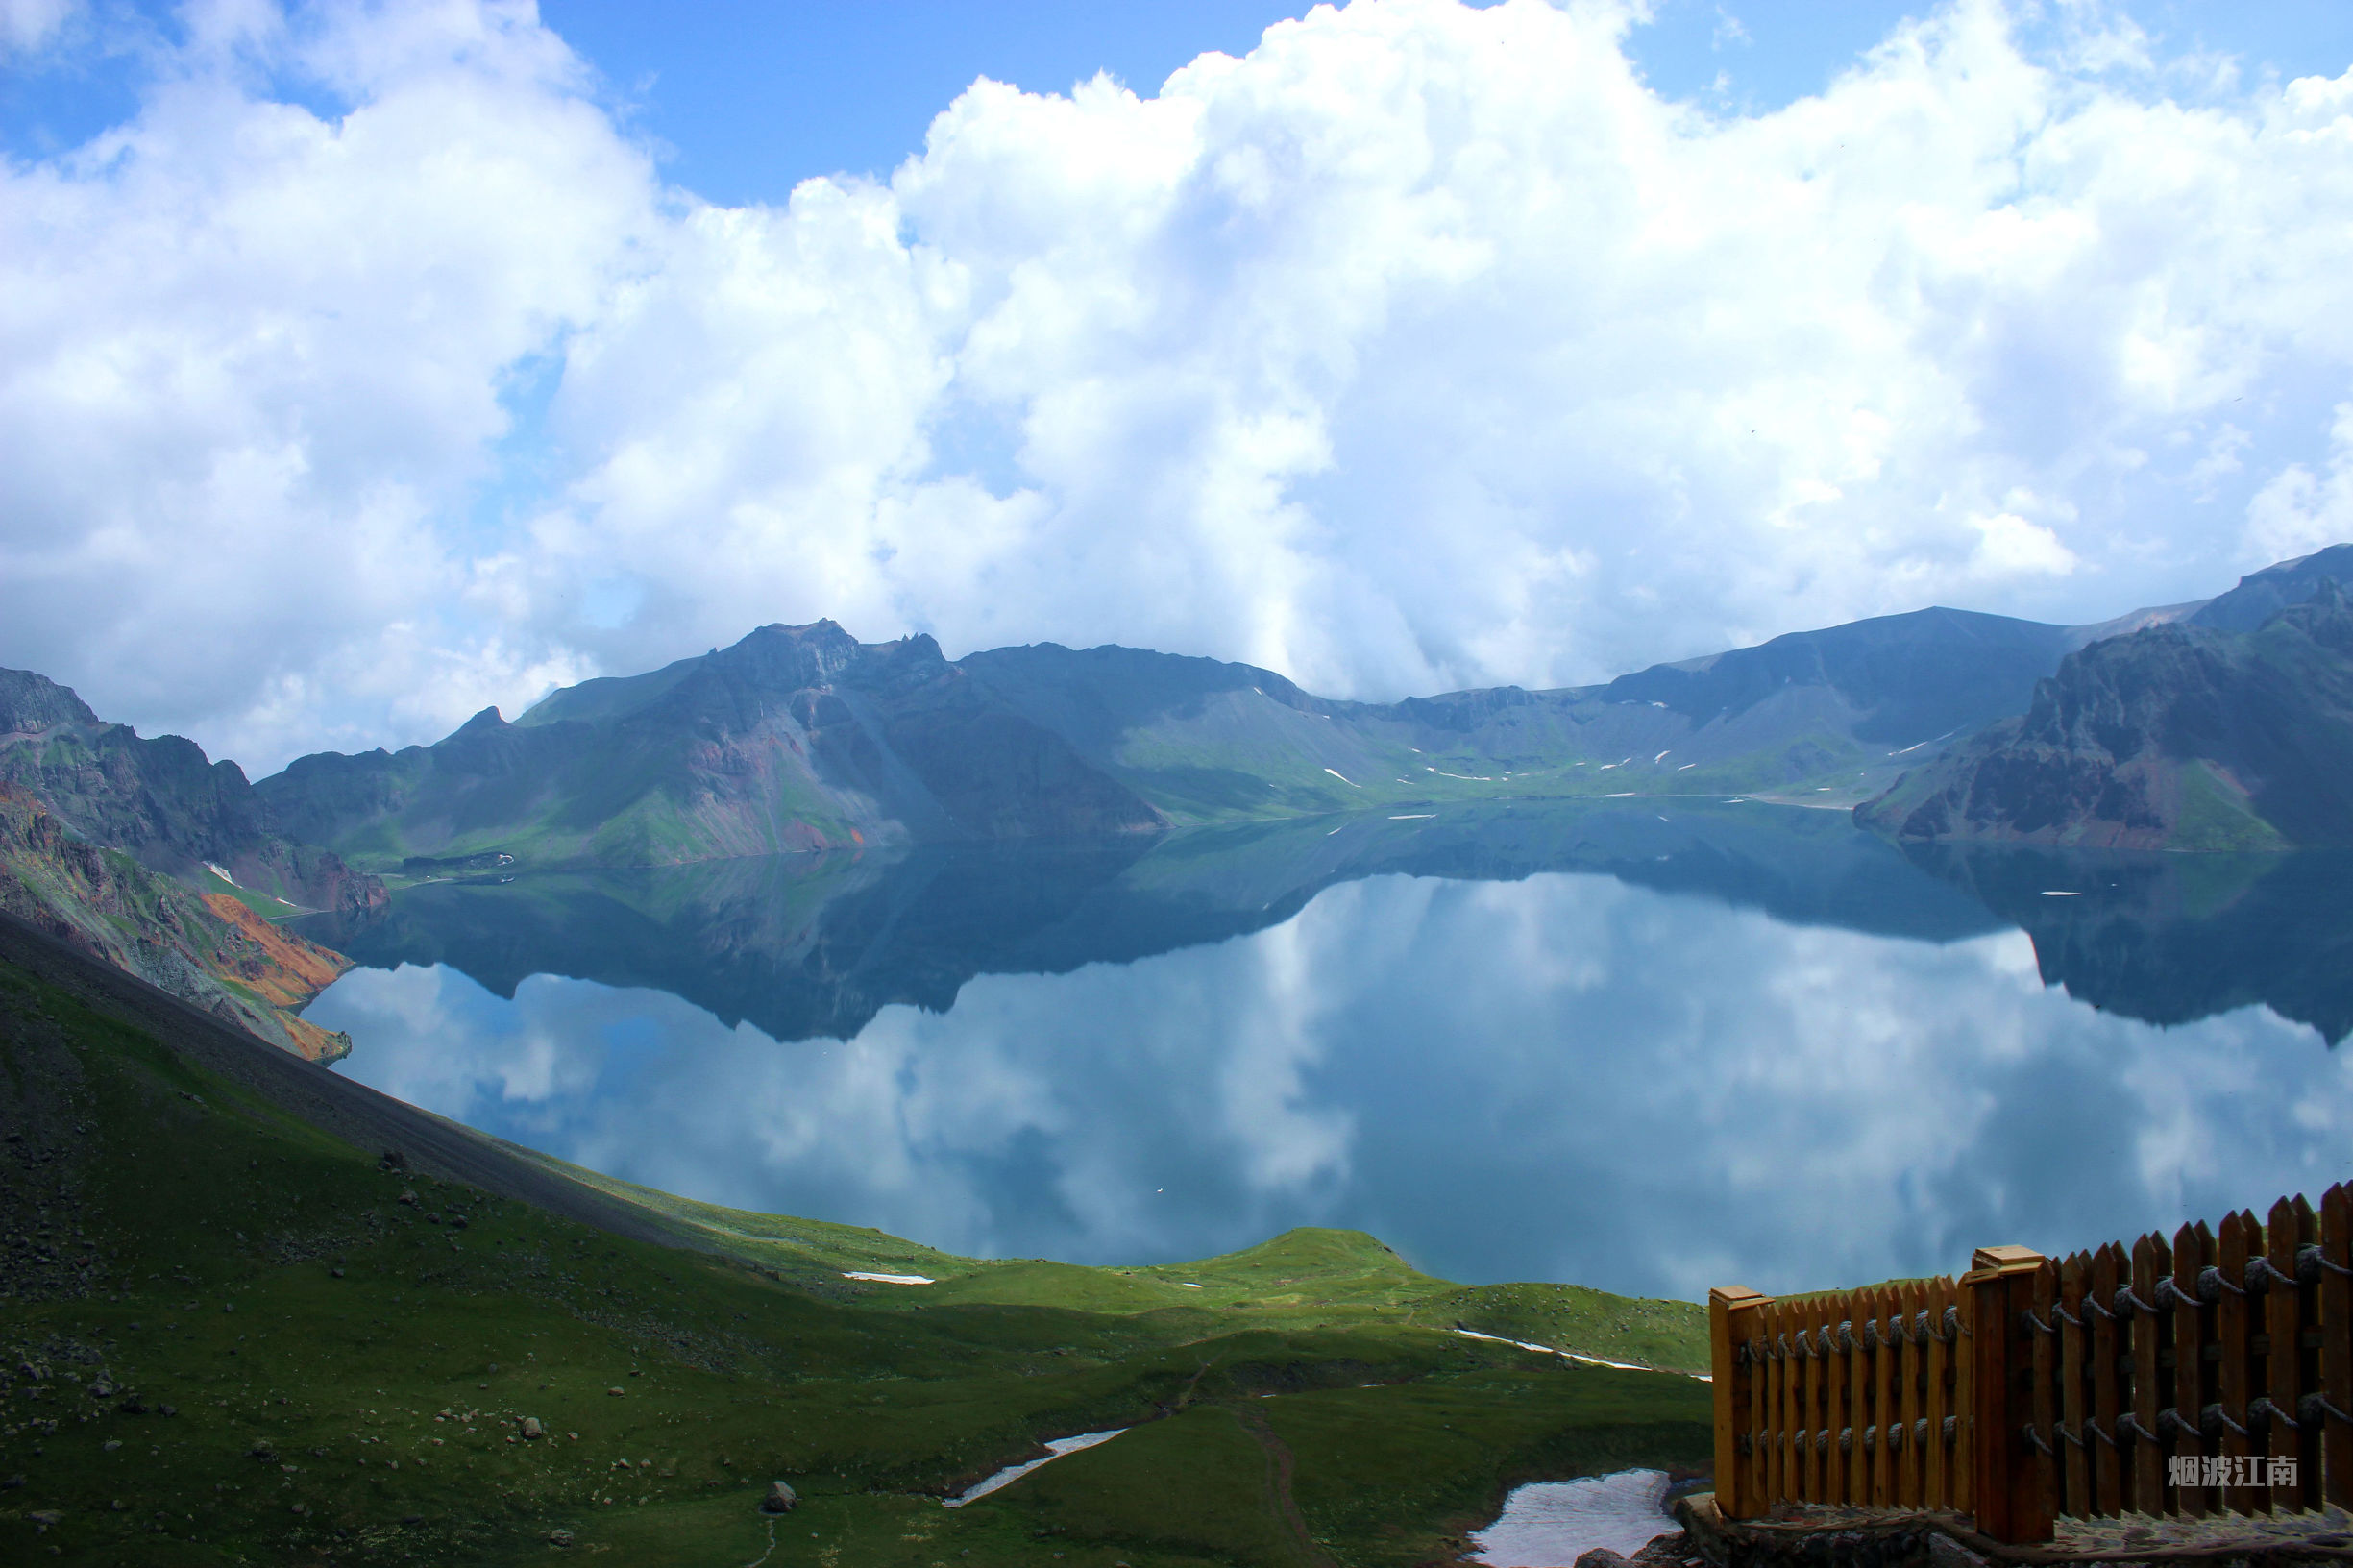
xmin=1230 ymin=1401 xmax=1343 ymax=1568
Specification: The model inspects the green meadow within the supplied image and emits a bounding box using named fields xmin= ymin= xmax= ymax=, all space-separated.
xmin=0 ymin=953 xmax=1709 ymax=1566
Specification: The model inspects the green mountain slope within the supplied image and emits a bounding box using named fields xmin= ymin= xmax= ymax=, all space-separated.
xmin=958 ymin=605 xmax=2085 ymax=821
xmin=0 ymin=912 xmax=1706 ymax=1566
xmin=1858 ymin=582 xmax=2353 ymax=850
xmin=0 ymin=669 xmax=383 ymax=919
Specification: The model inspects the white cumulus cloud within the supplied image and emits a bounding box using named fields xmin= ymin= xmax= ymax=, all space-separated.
xmin=3 ymin=0 xmax=2352 ymax=772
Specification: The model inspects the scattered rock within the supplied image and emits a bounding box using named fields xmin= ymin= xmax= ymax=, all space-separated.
xmin=1629 ymin=1533 xmax=1696 ymax=1568
xmin=88 ymin=1381 xmax=113 ymax=1398
xmin=101 ymin=1440 xmax=121 ymax=1453
xmin=398 ymin=1189 xmax=419 ymax=1207
xmin=548 ymin=1528 xmax=574 ymax=1547
xmin=117 ymin=1396 xmax=147 ymax=1414
xmin=760 ymin=1480 xmax=797 ymax=1514
xmin=1926 ymin=1535 xmax=1991 ymax=1568
xmin=1575 ymin=1552 xmax=1629 ymax=1568
xmin=29 ymin=1510 xmax=61 ymax=1527
xmin=521 ymin=1417 xmax=544 ymax=1439
xmin=249 ymin=1440 xmax=277 ymax=1461
xmin=606 ymin=1387 xmax=624 ymax=1397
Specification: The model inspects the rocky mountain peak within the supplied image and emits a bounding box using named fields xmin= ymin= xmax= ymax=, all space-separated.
xmin=717 ymin=620 xmax=867 ymax=691
xmin=0 ymin=668 xmax=102 ymax=737
xmin=2189 ymin=544 xmax=2353 ymax=632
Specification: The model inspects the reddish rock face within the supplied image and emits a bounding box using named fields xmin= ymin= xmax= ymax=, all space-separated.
xmin=0 ymin=782 xmax=355 ymax=1061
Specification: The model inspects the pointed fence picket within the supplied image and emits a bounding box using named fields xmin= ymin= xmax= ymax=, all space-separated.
xmin=1707 ymin=1182 xmax=2353 ymax=1543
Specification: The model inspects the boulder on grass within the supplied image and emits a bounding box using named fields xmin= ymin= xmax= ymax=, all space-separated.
xmin=760 ymin=1481 xmax=797 ymax=1514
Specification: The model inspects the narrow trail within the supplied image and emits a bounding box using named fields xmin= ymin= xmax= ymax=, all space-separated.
xmin=737 ymin=1515 xmax=777 ymax=1567
xmin=1230 ymin=1402 xmax=1341 ymax=1568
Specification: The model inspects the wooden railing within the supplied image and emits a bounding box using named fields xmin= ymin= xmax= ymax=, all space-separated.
xmin=1708 ymin=1184 xmax=2353 ymax=1542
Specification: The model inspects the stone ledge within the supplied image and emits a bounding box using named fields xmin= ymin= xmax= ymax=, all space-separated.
xmin=1675 ymin=1494 xmax=2353 ymax=1567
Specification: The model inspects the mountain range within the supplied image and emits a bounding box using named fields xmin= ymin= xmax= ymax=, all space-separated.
xmin=225 ymin=546 xmax=2347 ymax=876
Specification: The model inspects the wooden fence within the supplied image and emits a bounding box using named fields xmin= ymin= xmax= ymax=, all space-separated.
xmin=1708 ymin=1184 xmax=2353 ymax=1542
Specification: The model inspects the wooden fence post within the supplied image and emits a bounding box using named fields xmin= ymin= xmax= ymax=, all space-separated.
xmin=1711 ymin=1286 xmax=1769 ymax=1519
xmin=2325 ymin=1184 xmax=2352 ymax=1513
xmin=1968 ymin=1245 xmax=2053 ymax=1543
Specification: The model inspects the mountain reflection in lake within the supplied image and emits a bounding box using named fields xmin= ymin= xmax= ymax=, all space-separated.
xmin=302 ymin=802 xmax=2353 ymax=1300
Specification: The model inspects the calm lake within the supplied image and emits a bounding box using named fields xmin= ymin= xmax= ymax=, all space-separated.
xmin=300 ymin=799 xmax=2353 ymax=1302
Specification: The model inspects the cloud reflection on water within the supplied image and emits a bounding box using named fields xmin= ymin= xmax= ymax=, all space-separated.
xmin=315 ymin=870 xmax=2352 ymax=1299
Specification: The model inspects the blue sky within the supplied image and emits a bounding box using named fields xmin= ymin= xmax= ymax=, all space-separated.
xmin=3 ymin=0 xmax=2352 ymax=770
xmin=12 ymin=1 xmax=2350 ymax=200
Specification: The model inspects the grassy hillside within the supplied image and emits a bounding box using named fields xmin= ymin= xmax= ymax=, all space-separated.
xmin=0 ymin=919 xmax=1709 ymax=1566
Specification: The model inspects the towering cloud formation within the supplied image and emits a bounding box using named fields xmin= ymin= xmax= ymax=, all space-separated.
xmin=3 ymin=0 xmax=2350 ymax=771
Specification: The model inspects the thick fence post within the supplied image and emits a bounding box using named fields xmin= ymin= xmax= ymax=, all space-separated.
xmin=1967 ymin=1245 xmax=2053 ymax=1544
xmin=1711 ymin=1286 xmax=1769 ymax=1519
xmin=2324 ymin=1184 xmax=2353 ymax=1513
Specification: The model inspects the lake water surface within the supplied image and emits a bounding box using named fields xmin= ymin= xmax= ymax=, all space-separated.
xmin=302 ymin=800 xmax=2353 ymax=1301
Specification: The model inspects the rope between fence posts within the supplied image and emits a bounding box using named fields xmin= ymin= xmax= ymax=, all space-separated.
xmin=2303 ymin=1392 xmax=2353 ymax=1428
xmin=2302 ymin=1243 xmax=2353 ymax=1280
xmin=2198 ymin=1264 xmax=2241 ymax=1300
xmin=2243 ymin=1256 xmax=2297 ymax=1294
xmin=2247 ymin=1396 xmax=2299 ymax=1433
xmin=2201 ymin=1403 xmax=2248 ymax=1440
